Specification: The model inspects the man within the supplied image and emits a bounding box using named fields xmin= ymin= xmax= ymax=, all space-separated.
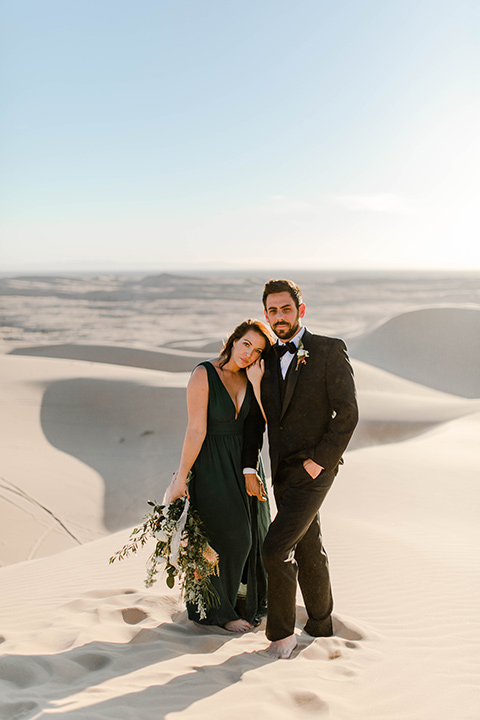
xmin=243 ymin=279 xmax=358 ymax=659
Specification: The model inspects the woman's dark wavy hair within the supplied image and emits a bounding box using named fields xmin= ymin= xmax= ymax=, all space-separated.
xmin=219 ymin=319 xmax=275 ymax=368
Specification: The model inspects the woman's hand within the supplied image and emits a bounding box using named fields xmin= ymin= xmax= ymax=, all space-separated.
xmin=244 ymin=472 xmax=267 ymax=502
xmin=164 ymin=471 xmax=189 ymax=504
xmin=246 ymin=358 xmax=265 ymax=388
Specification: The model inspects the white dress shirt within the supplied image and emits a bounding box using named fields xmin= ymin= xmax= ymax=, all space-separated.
xmin=278 ymin=326 xmax=306 ymax=378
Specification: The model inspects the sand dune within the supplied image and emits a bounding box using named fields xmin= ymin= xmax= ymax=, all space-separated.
xmin=2 ymin=347 xmax=479 ymax=568
xmin=0 ymin=527 xmax=368 ymax=720
xmin=1 ymin=298 xmax=479 ymax=719
xmin=350 ymin=307 xmax=480 ymax=397
xmin=350 ymin=359 xmax=480 ymax=448
xmin=8 ymin=343 xmax=208 ymax=373
xmin=0 ymin=354 xmax=190 ymax=567
xmin=0 ymin=373 xmax=478 ymax=718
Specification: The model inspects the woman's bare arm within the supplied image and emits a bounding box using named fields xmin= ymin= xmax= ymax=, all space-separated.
xmin=163 ymin=365 xmax=209 ymax=503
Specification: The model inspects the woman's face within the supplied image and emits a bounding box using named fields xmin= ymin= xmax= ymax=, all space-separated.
xmin=232 ymin=330 xmax=266 ymax=368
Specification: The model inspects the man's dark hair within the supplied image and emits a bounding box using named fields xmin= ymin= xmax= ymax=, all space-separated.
xmin=262 ymin=279 xmax=303 ymax=309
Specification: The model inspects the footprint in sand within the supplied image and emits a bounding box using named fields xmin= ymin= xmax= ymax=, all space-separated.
xmin=0 ymin=700 xmax=39 ymax=720
xmin=62 ymin=591 xmax=151 ymax=629
xmin=328 ymin=647 xmax=342 ymax=660
xmin=121 ymin=607 xmax=149 ymax=625
xmin=292 ymin=691 xmax=328 ymax=714
xmin=332 ymin=617 xmax=364 ymax=642
xmin=298 ymin=635 xmax=361 ymax=670
xmin=71 ymin=652 xmax=112 ymax=672
xmin=0 ymin=657 xmax=51 ymax=688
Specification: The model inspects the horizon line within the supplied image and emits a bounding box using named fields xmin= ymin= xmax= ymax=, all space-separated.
xmin=1 ymin=267 xmax=480 ymax=277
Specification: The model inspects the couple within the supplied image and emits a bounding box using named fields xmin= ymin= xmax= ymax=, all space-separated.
xmin=165 ymin=279 xmax=358 ymax=659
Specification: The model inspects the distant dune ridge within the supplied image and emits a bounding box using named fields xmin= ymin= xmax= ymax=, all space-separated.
xmin=2 ymin=270 xmax=480 ymax=347
xmin=0 ymin=274 xmax=479 ymax=719
xmin=350 ymin=307 xmax=480 ymax=398
xmin=9 ymin=343 xmax=208 ymax=373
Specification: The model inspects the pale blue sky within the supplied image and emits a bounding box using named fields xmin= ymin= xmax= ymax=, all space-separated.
xmin=1 ymin=0 xmax=479 ymax=271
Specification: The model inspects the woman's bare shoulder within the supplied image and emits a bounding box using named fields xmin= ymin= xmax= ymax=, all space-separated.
xmin=190 ymin=363 xmax=208 ymax=379
xmin=188 ymin=362 xmax=211 ymax=390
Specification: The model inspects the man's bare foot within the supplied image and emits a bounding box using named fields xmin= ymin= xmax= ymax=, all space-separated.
xmin=265 ymin=634 xmax=297 ymax=659
xmin=224 ymin=619 xmax=254 ymax=633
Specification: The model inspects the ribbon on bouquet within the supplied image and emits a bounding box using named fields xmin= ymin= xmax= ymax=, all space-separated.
xmin=162 ymin=497 xmax=190 ymax=571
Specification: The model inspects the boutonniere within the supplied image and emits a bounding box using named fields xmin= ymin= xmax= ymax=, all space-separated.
xmin=296 ymin=339 xmax=309 ymax=371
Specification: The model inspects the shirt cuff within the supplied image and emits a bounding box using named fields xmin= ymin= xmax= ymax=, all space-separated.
xmin=243 ymin=468 xmax=258 ymax=475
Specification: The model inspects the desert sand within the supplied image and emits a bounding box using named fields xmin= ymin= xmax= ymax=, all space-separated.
xmin=0 ymin=272 xmax=479 ymax=719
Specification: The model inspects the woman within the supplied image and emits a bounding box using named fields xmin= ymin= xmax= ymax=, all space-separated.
xmin=164 ymin=319 xmax=273 ymax=632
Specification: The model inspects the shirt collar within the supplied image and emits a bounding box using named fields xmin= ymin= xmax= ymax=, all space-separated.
xmin=278 ymin=326 xmax=306 ymax=348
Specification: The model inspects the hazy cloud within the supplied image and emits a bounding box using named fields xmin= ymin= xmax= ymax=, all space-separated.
xmin=264 ymin=193 xmax=415 ymax=217
xmin=324 ymin=193 xmax=415 ymax=214
xmin=266 ymin=196 xmax=318 ymax=214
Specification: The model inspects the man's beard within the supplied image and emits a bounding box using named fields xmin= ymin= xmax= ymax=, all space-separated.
xmin=272 ymin=316 xmax=300 ymax=340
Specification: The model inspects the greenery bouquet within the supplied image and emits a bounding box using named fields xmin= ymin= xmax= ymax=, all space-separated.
xmin=110 ymin=494 xmax=220 ymax=620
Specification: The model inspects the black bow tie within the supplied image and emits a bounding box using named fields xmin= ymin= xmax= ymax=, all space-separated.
xmin=275 ymin=341 xmax=297 ymax=357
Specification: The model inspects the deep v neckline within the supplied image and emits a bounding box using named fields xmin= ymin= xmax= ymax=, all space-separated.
xmin=210 ymin=362 xmax=248 ymax=420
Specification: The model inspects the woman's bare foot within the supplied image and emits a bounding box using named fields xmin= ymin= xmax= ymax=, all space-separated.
xmin=265 ymin=634 xmax=297 ymax=659
xmin=224 ymin=619 xmax=254 ymax=633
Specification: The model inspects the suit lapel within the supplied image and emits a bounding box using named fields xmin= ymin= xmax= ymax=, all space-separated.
xmin=265 ymin=352 xmax=282 ymax=416
xmin=280 ymin=329 xmax=311 ymax=420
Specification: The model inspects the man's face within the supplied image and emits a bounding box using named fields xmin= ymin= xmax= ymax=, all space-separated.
xmin=264 ymin=291 xmax=305 ymax=340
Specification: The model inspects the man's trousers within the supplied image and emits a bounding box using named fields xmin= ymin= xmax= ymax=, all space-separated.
xmin=262 ymin=462 xmax=336 ymax=642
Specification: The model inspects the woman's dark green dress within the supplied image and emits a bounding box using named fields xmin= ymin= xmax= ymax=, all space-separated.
xmin=187 ymin=361 xmax=270 ymax=627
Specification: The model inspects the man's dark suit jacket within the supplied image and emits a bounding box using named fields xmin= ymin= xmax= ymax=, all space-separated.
xmin=243 ymin=330 xmax=358 ymax=479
